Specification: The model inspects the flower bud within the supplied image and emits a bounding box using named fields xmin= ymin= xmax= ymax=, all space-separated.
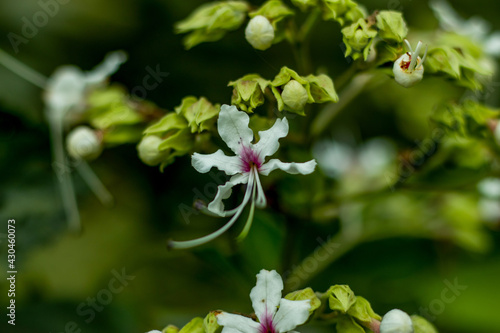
xmin=66 ymin=126 xmax=102 ymax=160
xmin=281 ymin=80 xmax=308 ymax=112
xmin=137 ymin=135 xmax=167 ymax=166
xmin=393 ymin=39 xmax=427 ymax=88
xmin=380 ymin=309 xmax=414 ymax=333
xmin=245 ymin=15 xmax=275 ymax=51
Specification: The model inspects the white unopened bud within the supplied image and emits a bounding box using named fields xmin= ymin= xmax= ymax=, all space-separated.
xmin=380 ymin=309 xmax=414 ymax=333
xmin=245 ymin=15 xmax=275 ymax=51
xmin=66 ymin=126 xmax=102 ymax=160
xmin=137 ymin=135 xmax=166 ymax=166
xmin=282 ymin=80 xmax=309 ymax=112
xmin=393 ymin=39 xmax=427 ymax=88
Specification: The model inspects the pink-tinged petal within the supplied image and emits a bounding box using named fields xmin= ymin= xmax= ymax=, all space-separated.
xmin=259 ymin=159 xmax=317 ymax=176
xmin=208 ymin=173 xmax=249 ymax=216
xmin=192 ymin=150 xmax=242 ymax=175
xmin=218 ymin=105 xmax=254 ymax=155
xmin=253 ymin=118 xmax=289 ymax=159
xmin=250 ymin=270 xmax=284 ymax=322
xmin=273 ymin=299 xmax=311 ymax=333
xmin=216 ymin=312 xmax=261 ymax=333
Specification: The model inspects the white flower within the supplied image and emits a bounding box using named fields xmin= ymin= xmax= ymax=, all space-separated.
xmin=393 ymin=39 xmax=427 ymax=88
xmin=169 ymin=105 xmax=316 ymax=249
xmin=379 ymin=309 xmax=413 ymax=333
xmin=44 ymin=50 xmax=127 ymax=122
xmin=66 ymin=126 xmax=103 ymax=160
xmin=430 ymin=0 xmax=500 ymax=57
xmin=216 ymin=269 xmax=311 ymax=333
xmin=245 ymin=15 xmax=275 ymax=51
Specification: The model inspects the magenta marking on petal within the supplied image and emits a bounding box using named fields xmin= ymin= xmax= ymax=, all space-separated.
xmin=258 ymin=309 xmax=277 ymax=333
xmin=239 ymin=146 xmax=263 ymax=173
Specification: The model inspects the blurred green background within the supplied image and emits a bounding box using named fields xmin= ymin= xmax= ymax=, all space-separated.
xmin=1 ymin=0 xmax=500 ymax=332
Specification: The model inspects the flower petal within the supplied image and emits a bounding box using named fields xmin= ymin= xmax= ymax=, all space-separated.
xmin=192 ymin=150 xmax=242 ymax=175
xmin=250 ymin=269 xmax=283 ymax=322
xmin=85 ymin=51 xmax=128 ymax=85
xmin=208 ymin=173 xmax=249 ymax=216
xmin=259 ymin=159 xmax=317 ymax=176
xmin=253 ymin=117 xmax=289 ymax=159
xmin=273 ymin=299 xmax=311 ymax=333
xmin=216 ymin=312 xmax=261 ymax=333
xmin=218 ymin=105 xmax=254 ymax=154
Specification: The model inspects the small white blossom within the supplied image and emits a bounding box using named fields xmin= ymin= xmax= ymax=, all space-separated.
xmin=169 ymin=105 xmax=316 ymax=249
xmin=216 ymin=270 xmax=311 ymax=333
xmin=430 ymin=0 xmax=500 ymax=57
xmin=393 ymin=39 xmax=427 ymax=88
xmin=66 ymin=126 xmax=102 ymax=160
xmin=245 ymin=15 xmax=275 ymax=51
xmin=380 ymin=309 xmax=414 ymax=333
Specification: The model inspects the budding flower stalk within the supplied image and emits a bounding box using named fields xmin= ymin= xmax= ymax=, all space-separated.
xmin=393 ymin=39 xmax=428 ymax=88
xmin=245 ymin=15 xmax=275 ymax=50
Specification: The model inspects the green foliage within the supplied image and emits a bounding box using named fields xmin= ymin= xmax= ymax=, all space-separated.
xmin=341 ymin=18 xmax=378 ymax=60
xmin=320 ymin=0 xmax=366 ymax=26
xmin=228 ymin=74 xmax=269 ymax=112
xmin=376 ymin=10 xmax=408 ymax=43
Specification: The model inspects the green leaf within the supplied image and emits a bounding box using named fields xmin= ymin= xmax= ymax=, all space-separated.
xmin=347 ymin=296 xmax=381 ymax=326
xmin=328 ymin=285 xmax=357 ymax=313
xmin=285 ymin=287 xmax=321 ymax=314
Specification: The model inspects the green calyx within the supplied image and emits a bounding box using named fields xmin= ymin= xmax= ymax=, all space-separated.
xmin=376 ymin=10 xmax=408 ymax=43
xmin=341 ymin=18 xmax=378 ymax=60
xmin=321 ymin=0 xmax=366 ymax=27
xmin=175 ymin=1 xmax=250 ymax=49
xmin=228 ymin=74 xmax=270 ymax=112
xmin=175 ymin=96 xmax=220 ymax=133
xmin=291 ymin=0 xmax=318 ymax=12
xmin=270 ymin=67 xmax=338 ymax=115
xmin=285 ymin=287 xmax=321 ymax=314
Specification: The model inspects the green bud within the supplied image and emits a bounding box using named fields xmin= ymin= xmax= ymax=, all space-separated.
xmin=162 ymin=325 xmax=179 ymax=333
xmin=203 ymin=312 xmax=222 ymax=333
xmin=66 ymin=126 xmax=103 ymax=160
xmin=282 ymin=80 xmax=309 ymax=112
xmin=341 ymin=18 xmax=378 ymax=60
xmin=410 ymin=315 xmax=438 ymax=333
xmin=376 ymin=11 xmax=408 ymax=43
xmin=285 ymin=287 xmax=321 ymax=314
xmin=245 ymin=15 xmax=275 ymax=50
xmin=175 ymin=96 xmax=220 ymax=133
xmin=175 ymin=1 xmax=250 ymax=49
xmin=179 ymin=317 xmax=204 ymax=333
xmin=346 ymin=296 xmax=381 ymax=326
xmin=291 ymin=0 xmax=318 ymax=12
xmin=137 ymin=135 xmax=168 ymax=166
xmin=228 ymin=74 xmax=269 ymax=112
xmin=327 ymin=285 xmax=356 ymax=313
xmin=321 ymin=0 xmax=366 ymax=26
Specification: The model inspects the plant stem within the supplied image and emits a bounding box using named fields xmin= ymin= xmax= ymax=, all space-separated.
xmin=0 ymin=48 xmax=47 ymax=89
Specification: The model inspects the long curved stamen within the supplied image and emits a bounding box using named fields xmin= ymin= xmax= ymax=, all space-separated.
xmin=0 ymin=48 xmax=47 ymax=88
xmin=49 ymin=116 xmax=81 ymax=232
xmin=168 ymin=170 xmax=255 ymax=249
xmin=408 ymin=41 xmax=423 ymax=72
xmin=253 ymin=167 xmax=267 ymax=209
xmin=75 ymin=160 xmax=113 ymax=207
xmin=404 ymin=39 xmax=413 ymax=53
xmin=236 ymin=170 xmax=257 ymax=242
xmin=419 ymin=45 xmax=428 ymax=69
